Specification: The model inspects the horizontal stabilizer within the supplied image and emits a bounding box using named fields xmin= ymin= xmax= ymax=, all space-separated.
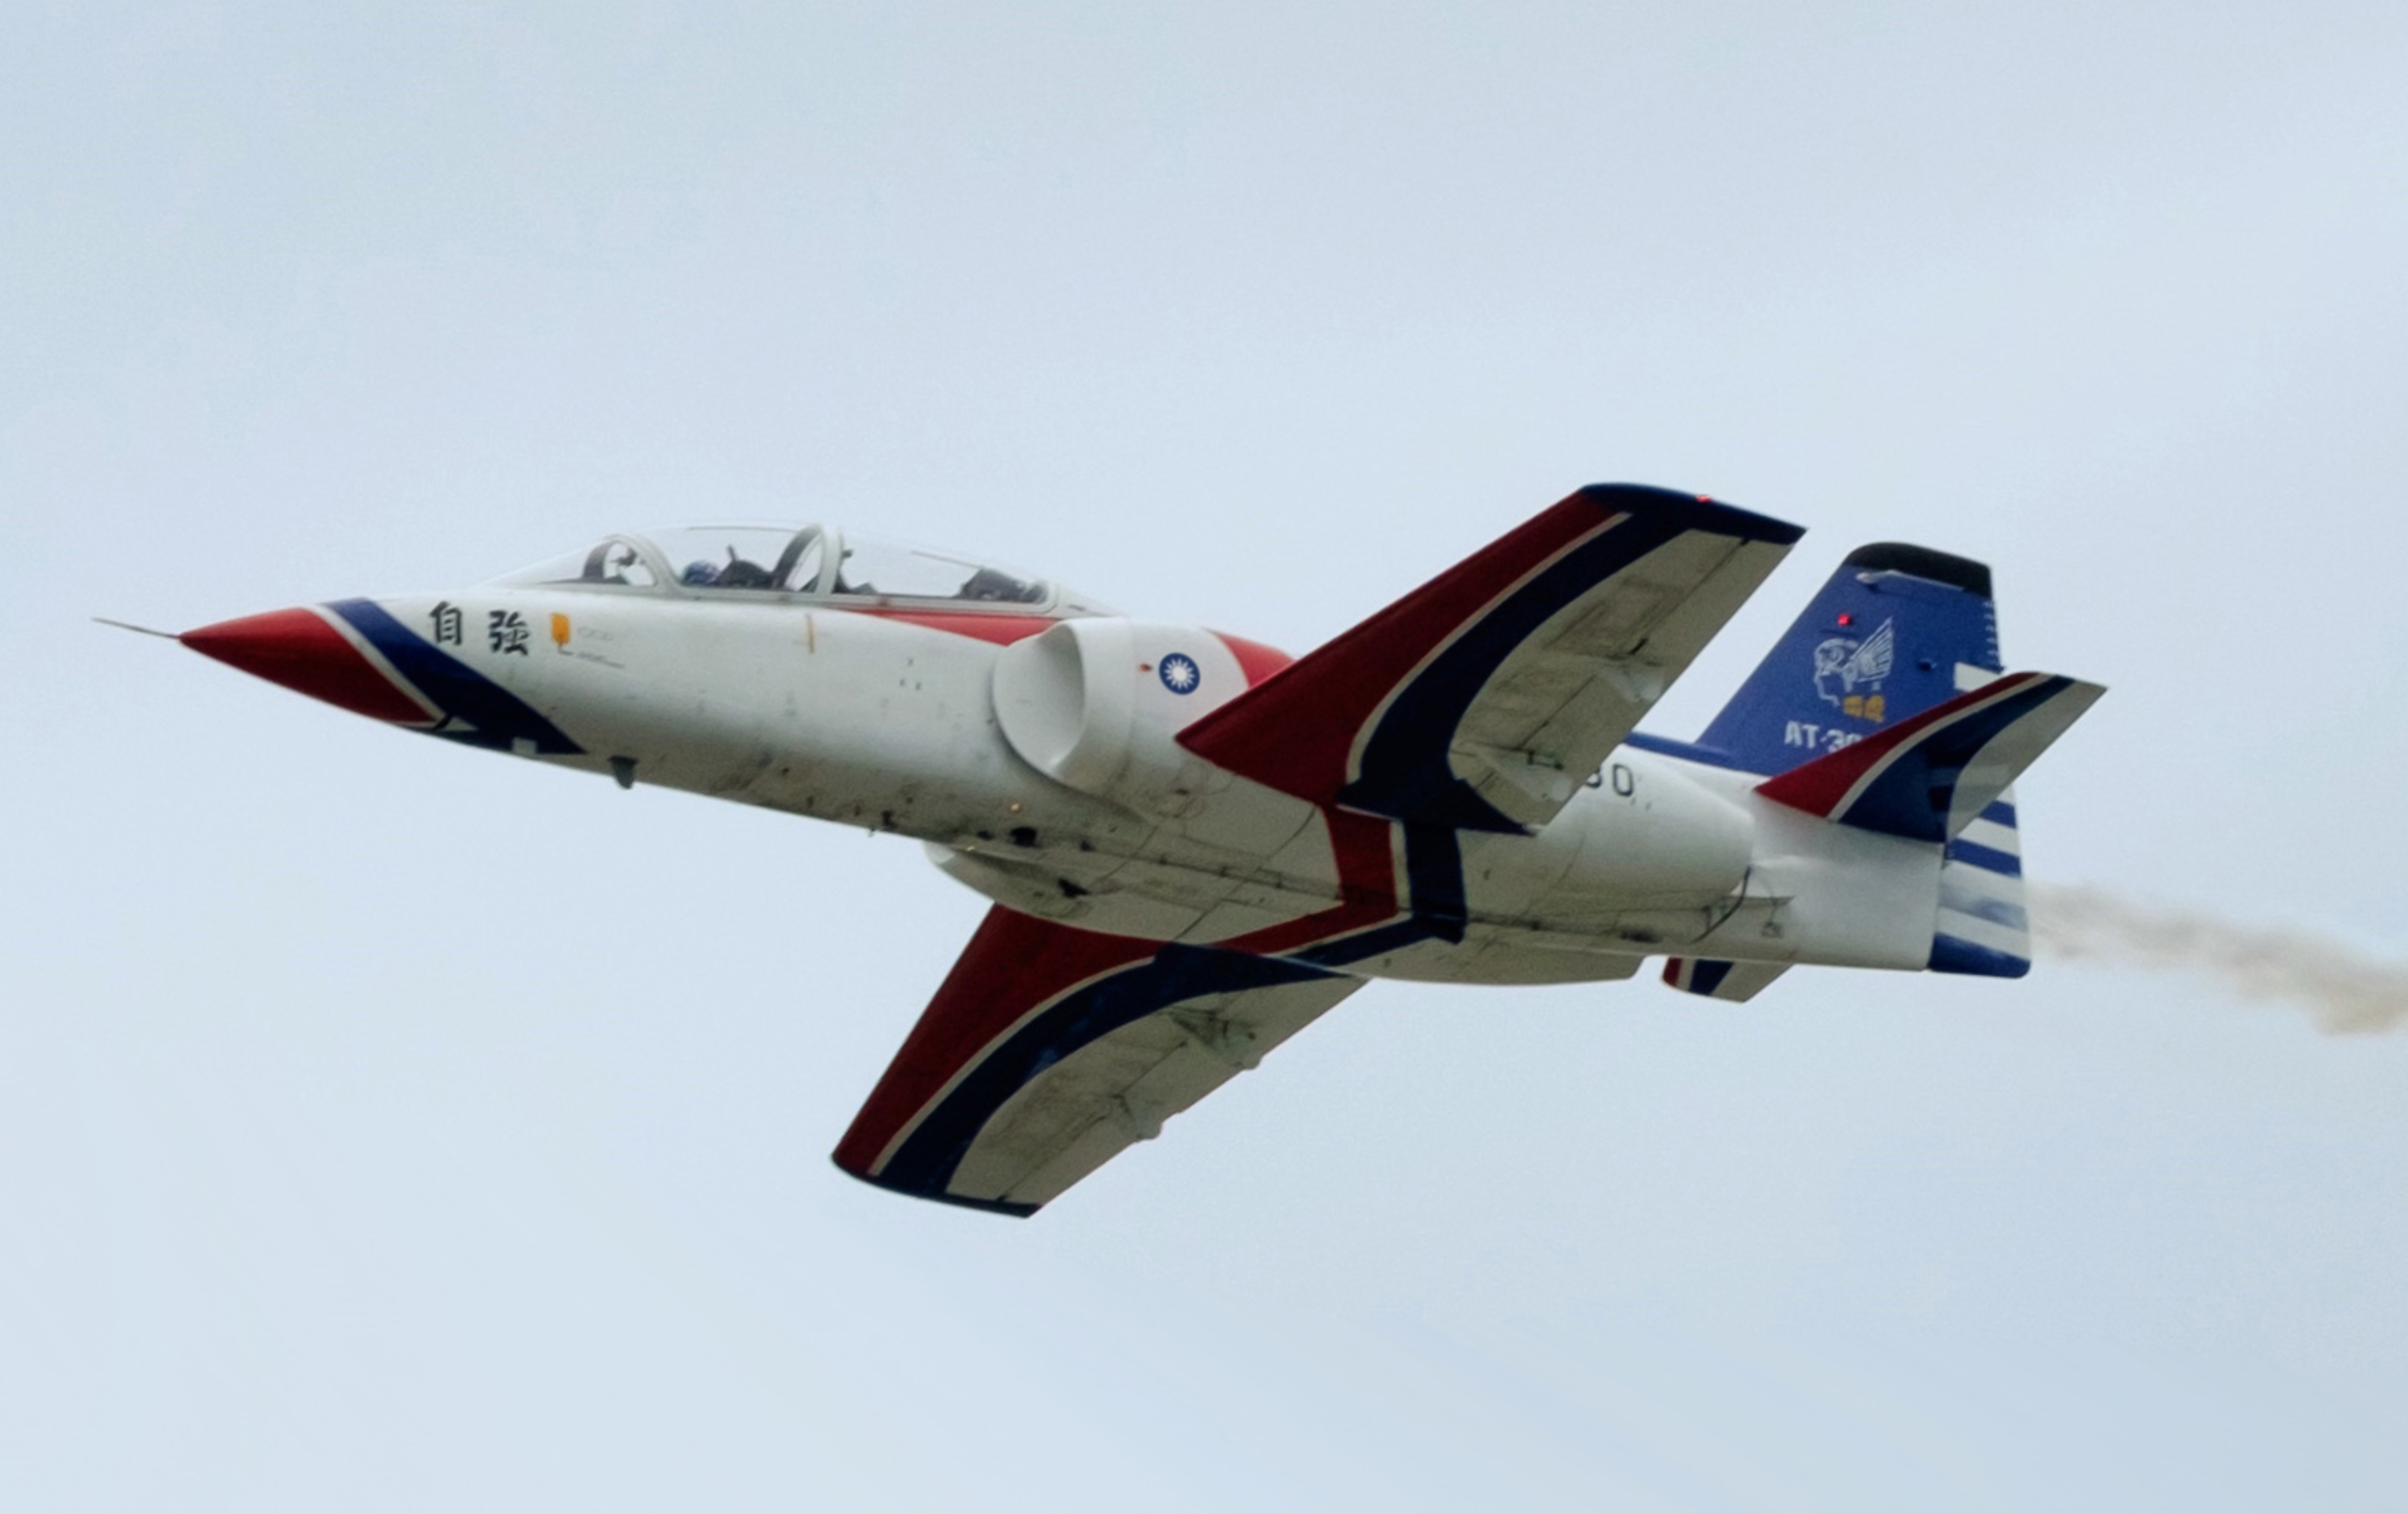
xmin=1755 ymin=672 xmax=2103 ymax=843
xmin=1662 ymin=958 xmax=1789 ymax=1002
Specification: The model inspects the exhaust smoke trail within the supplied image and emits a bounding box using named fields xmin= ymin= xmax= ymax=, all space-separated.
xmin=2027 ymin=885 xmax=2408 ymax=1035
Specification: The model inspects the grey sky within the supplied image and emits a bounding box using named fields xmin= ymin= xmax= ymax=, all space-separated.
xmin=8 ymin=4 xmax=2406 ymax=1509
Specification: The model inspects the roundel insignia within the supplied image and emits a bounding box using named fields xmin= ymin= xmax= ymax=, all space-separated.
xmin=1158 ymin=653 xmax=1201 ymax=694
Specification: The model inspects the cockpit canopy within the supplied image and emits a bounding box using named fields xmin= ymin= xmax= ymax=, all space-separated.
xmin=488 ymin=525 xmax=1103 ymax=614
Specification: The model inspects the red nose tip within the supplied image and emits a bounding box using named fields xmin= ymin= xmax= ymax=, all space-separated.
xmin=181 ymin=607 xmax=429 ymax=723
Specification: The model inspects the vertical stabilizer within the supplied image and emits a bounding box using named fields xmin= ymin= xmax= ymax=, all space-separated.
xmin=1692 ymin=543 xmax=2071 ymax=980
xmin=1695 ymin=544 xmax=2000 ymax=776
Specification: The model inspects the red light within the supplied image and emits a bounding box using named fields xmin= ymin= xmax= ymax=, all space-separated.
xmin=1836 ymin=613 xmax=1854 ymax=627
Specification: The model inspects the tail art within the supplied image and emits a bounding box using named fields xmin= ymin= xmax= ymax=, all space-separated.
xmin=1694 ymin=543 xmax=2002 ymax=776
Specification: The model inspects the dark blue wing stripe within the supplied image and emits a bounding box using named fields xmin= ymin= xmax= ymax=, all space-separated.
xmin=1294 ymin=826 xmax=1467 ymax=966
xmin=1337 ymin=491 xmax=1800 ymax=833
xmin=878 ymin=945 xmax=1343 ymax=1196
xmin=1337 ymin=509 xmax=1689 ymax=833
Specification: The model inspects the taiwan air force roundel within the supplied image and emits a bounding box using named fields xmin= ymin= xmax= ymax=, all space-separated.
xmin=1158 ymin=653 xmax=1200 ymax=694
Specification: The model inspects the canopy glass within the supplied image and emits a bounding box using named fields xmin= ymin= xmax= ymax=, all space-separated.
xmin=488 ymin=525 xmax=1059 ymax=609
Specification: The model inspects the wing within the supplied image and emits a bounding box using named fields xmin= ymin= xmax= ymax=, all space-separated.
xmin=834 ymin=907 xmax=1365 ymax=1215
xmin=1178 ymin=485 xmax=1803 ymax=832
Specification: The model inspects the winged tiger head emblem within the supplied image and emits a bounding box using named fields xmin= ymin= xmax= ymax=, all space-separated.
xmin=1812 ymin=617 xmax=1895 ymax=722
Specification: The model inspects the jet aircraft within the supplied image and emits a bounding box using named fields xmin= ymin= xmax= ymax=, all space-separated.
xmin=172 ymin=486 xmax=2102 ymax=1215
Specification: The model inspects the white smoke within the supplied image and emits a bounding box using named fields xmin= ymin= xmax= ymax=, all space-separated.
xmin=2027 ymin=884 xmax=2408 ymax=1035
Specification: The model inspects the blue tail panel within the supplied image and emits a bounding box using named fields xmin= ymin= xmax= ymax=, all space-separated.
xmin=1695 ymin=543 xmax=2000 ymax=777
xmin=1929 ymin=933 xmax=2032 ymax=978
xmin=1932 ymin=773 xmax=2036 ymax=977
xmin=1687 ymin=542 xmax=2064 ymax=980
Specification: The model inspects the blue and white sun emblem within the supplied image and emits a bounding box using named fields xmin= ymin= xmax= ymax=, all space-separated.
xmin=1158 ymin=653 xmax=1201 ymax=695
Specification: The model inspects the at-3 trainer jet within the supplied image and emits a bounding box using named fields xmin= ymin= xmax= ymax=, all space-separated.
xmin=176 ymin=486 xmax=2101 ymax=1215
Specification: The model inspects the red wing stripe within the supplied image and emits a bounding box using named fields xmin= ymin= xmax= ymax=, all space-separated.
xmin=832 ymin=909 xmax=1157 ymax=1175
xmin=1178 ymin=494 xmax=1624 ymax=804
xmin=1176 ymin=487 xmax=1802 ymax=834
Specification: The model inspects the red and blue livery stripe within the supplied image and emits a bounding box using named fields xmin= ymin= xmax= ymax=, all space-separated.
xmin=1180 ymin=485 xmax=1802 ymax=832
xmin=1755 ymin=673 xmax=2079 ymax=844
xmin=837 ymin=922 xmax=1345 ymax=1213
xmin=324 ymin=599 xmax=583 ymax=755
xmin=836 ymin=809 xmax=1471 ymax=1210
xmin=181 ymin=599 xmax=581 ymax=756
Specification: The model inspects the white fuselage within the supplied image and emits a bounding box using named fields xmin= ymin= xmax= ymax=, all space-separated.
xmin=339 ymin=580 xmax=1944 ymax=987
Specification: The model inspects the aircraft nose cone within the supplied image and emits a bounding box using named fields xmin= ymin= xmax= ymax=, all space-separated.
xmin=182 ymin=607 xmax=430 ymax=723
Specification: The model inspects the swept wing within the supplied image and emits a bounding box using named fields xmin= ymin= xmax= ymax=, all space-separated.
xmin=1178 ymin=484 xmax=1803 ymax=832
xmin=835 ymin=907 xmax=1363 ymax=1214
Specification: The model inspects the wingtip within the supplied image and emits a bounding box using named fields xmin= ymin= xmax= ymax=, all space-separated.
xmin=1995 ymin=670 xmax=2108 ymax=704
xmin=1570 ymin=484 xmax=1806 ymax=548
xmin=827 ymin=1153 xmax=1040 ymax=1217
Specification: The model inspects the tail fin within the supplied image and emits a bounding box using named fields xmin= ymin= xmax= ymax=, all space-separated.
xmin=1699 ymin=544 xmax=2102 ymax=981
xmin=1696 ymin=543 xmax=2002 ymax=776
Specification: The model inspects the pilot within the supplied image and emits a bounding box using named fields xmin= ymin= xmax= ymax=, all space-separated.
xmin=958 ymin=566 xmax=1035 ymax=602
xmin=681 ymin=560 xmax=722 ymax=587
xmin=832 ymin=549 xmax=874 ymax=596
xmin=715 ymin=554 xmax=776 ymax=589
xmin=587 ymin=545 xmax=644 ymax=585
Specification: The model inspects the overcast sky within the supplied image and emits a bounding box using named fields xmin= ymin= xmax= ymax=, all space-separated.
xmin=8 ymin=4 xmax=2407 ymax=1509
